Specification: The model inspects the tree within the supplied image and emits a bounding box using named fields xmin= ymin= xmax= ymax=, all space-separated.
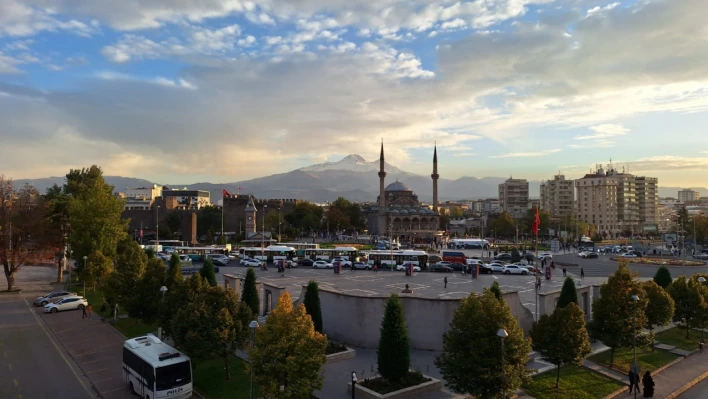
xmin=678 ymin=207 xmax=690 ymax=233
xmin=43 ymin=183 xmax=72 ymax=283
xmin=248 ymin=292 xmax=327 ymax=397
xmin=531 ymin=303 xmax=592 ymax=387
xmin=667 ymin=275 xmax=706 ymax=338
xmin=65 ymin=166 xmax=128 ymax=264
xmin=324 ymin=207 xmax=349 ymax=232
xmin=79 ymin=250 xmax=114 ymax=292
xmin=510 ymin=247 xmax=521 ymax=263
xmin=303 ymin=280 xmax=323 ymax=333
xmin=242 ymin=267 xmax=259 ymax=316
xmin=449 ymin=206 xmax=464 ymax=218
xmin=130 ymin=257 xmax=167 ymax=324
xmin=165 ymin=212 xmax=182 ymax=236
xmin=162 ymin=272 xmax=206 ymax=340
xmin=524 ymin=208 xmax=551 ymax=235
xmin=200 ymin=257 xmax=217 ymax=287
xmin=492 ymin=212 xmax=516 ymax=237
xmin=378 ymin=294 xmax=411 ymax=382
xmin=653 ymin=266 xmax=673 ymax=289
xmin=588 ymin=262 xmax=649 ymax=367
xmin=643 ymin=280 xmax=675 ymax=350
xmin=490 ymin=281 xmax=503 ymax=301
xmin=166 ymin=252 xmax=184 ymax=290
xmin=556 ymin=277 xmax=578 ymax=309
xmin=0 ymin=177 xmax=56 ymax=291
xmin=436 ymin=290 xmax=532 ymax=399
xmin=197 ymin=205 xmax=221 ymax=237
xmin=105 ymin=239 xmax=147 ymax=318
xmin=284 ymin=202 xmax=324 ymax=232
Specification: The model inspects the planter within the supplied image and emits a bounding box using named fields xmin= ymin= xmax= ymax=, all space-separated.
xmin=348 ymin=373 xmax=442 ymax=399
xmin=609 ymin=257 xmax=705 ymax=266
xmin=325 ymin=347 xmax=356 ymax=363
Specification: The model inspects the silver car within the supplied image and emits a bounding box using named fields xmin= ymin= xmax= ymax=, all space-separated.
xmin=34 ymin=291 xmax=75 ymax=307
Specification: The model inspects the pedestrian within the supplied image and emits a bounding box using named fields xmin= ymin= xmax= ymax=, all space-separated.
xmin=699 ymin=341 xmax=704 ymax=353
xmin=642 ymin=371 xmax=654 ymax=397
xmin=87 ymin=303 xmax=93 ymax=319
xmin=562 ymin=267 xmax=567 ymax=277
xmin=444 ymin=276 xmax=448 ymax=289
xmin=632 ymin=367 xmax=641 ymax=394
xmin=550 ymin=260 xmax=555 ymax=269
xmin=82 ymin=304 xmax=88 ymax=319
xmin=628 ymin=370 xmax=636 ymax=394
xmin=374 ymin=263 xmax=378 ymax=273
xmin=580 ymin=268 xmax=585 ymax=279
xmin=100 ymin=302 xmax=107 ymax=317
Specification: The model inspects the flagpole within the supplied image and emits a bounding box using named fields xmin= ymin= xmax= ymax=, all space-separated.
xmin=221 ymin=190 xmax=225 ymax=243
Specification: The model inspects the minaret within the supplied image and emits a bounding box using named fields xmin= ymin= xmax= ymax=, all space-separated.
xmin=378 ymin=141 xmax=387 ymax=235
xmin=431 ymin=143 xmax=439 ymax=214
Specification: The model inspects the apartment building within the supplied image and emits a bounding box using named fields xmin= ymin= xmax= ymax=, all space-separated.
xmin=540 ymin=174 xmax=574 ymax=218
xmin=678 ymin=189 xmax=700 ymax=203
xmin=162 ymin=188 xmax=211 ymax=210
xmin=575 ymin=168 xmax=619 ymax=235
xmin=499 ymin=178 xmax=529 ymax=219
xmin=636 ymin=177 xmax=659 ymax=232
xmin=122 ymin=184 xmax=163 ymax=210
xmin=482 ymin=198 xmax=501 ymax=214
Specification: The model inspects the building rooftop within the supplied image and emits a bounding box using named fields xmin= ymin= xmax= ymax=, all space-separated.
xmin=385 ymin=181 xmax=411 ymax=192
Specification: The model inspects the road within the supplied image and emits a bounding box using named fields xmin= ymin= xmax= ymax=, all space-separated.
xmin=0 ymin=295 xmax=93 ymax=399
xmin=678 ymin=376 xmax=708 ymax=398
xmin=550 ymin=252 xmax=708 ymax=278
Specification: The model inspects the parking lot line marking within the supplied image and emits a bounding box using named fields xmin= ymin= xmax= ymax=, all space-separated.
xmin=13 ymin=378 xmax=18 ymax=387
xmin=2 ymin=350 xmax=7 ymax=358
xmin=8 ymin=363 xmax=12 ymax=371
xmin=85 ymin=367 xmax=109 ymax=375
xmin=17 ymin=395 xmax=23 ymax=399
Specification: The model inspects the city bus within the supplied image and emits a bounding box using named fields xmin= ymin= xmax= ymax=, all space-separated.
xmin=123 ymin=334 xmax=192 ymax=399
xmin=442 ymin=251 xmax=467 ymax=264
xmin=163 ymin=246 xmax=231 ymax=261
xmin=449 ymin=238 xmax=490 ymax=249
xmin=240 ymin=245 xmax=297 ymax=262
xmin=277 ymin=242 xmax=320 ymax=250
xmin=366 ymin=250 xmax=429 ymax=269
xmin=300 ymin=247 xmax=359 ymax=261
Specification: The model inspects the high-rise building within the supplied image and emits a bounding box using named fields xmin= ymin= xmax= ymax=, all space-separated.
xmin=575 ymin=167 xmax=619 ymax=236
xmin=540 ymin=174 xmax=574 ymax=218
xmin=636 ymin=177 xmax=659 ymax=232
xmin=499 ymin=178 xmax=529 ymax=218
xmin=678 ymin=189 xmax=700 ymax=203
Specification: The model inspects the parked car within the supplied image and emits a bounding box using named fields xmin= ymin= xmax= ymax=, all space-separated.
xmin=621 ymin=253 xmax=637 ymax=258
xmin=44 ymin=296 xmax=88 ymax=313
xmin=488 ymin=263 xmax=505 ymax=273
xmin=206 ymin=254 xmax=230 ymax=266
xmin=179 ymin=255 xmax=193 ymax=264
xmin=228 ymin=251 xmax=239 ymax=260
xmin=538 ymin=253 xmax=553 ymax=261
xmin=494 ymin=253 xmax=513 ymax=261
xmin=397 ymin=263 xmax=421 ymax=272
xmin=33 ymin=291 xmax=75 ymax=307
xmin=436 ymin=261 xmax=453 ymax=267
xmin=156 ymin=253 xmax=170 ymax=261
xmin=351 ymin=262 xmax=371 ymax=270
xmin=502 ymin=265 xmax=528 ymax=275
xmin=297 ymin=258 xmax=315 ymax=267
xmin=430 ymin=264 xmax=453 ymax=272
xmin=313 ymin=260 xmax=334 ymax=269
xmin=332 ymin=257 xmax=353 ymax=267
xmin=449 ymin=262 xmax=466 ymax=271
xmin=240 ymin=258 xmax=263 ymax=267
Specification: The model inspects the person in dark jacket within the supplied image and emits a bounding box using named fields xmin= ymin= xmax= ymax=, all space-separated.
xmin=642 ymin=371 xmax=654 ymax=397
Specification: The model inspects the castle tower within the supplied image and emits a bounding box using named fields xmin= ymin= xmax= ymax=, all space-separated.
xmin=431 ymin=143 xmax=439 ymax=214
xmin=378 ymin=141 xmax=387 ymax=235
xmin=244 ymin=195 xmax=257 ymax=234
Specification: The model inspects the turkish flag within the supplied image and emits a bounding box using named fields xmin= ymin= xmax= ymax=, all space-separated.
xmin=532 ymin=208 xmax=540 ymax=235
xmin=222 ymin=189 xmax=232 ymax=198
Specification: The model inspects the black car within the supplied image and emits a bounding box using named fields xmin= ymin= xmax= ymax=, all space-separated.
xmin=586 ymin=252 xmax=599 ymax=259
xmin=297 ymin=258 xmax=314 ymax=267
xmin=477 ymin=264 xmax=494 ymax=274
xmin=430 ymin=264 xmax=453 ymax=272
xmin=449 ymin=262 xmax=466 ymax=271
xmin=495 ymin=253 xmax=512 ymax=261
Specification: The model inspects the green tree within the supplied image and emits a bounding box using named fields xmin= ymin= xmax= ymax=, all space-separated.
xmin=653 ymin=266 xmax=673 ymax=289
xmin=531 ymin=303 xmax=592 ymax=388
xmin=242 ymin=267 xmax=260 ymax=316
xmin=490 ymin=281 xmax=503 ymax=301
xmin=197 ymin=205 xmax=222 ymax=237
xmin=303 ymin=280 xmax=323 ymax=333
xmin=105 ymin=239 xmax=147 ymax=318
xmin=162 ymin=273 xmax=206 ymax=340
xmin=144 ymin=247 xmax=155 ymax=259
xmin=166 ymin=252 xmax=184 ymax=290
xmin=436 ymin=290 xmax=532 ymax=399
xmin=200 ymin=257 xmax=217 ymax=287
xmin=79 ymin=250 xmax=114 ymax=292
xmin=449 ymin=206 xmax=464 ymax=218
xmin=678 ymin=207 xmax=690 ymax=232
xmin=643 ymin=280 xmax=675 ymax=350
xmin=165 ymin=212 xmax=182 ymax=235
xmin=65 ymin=166 xmax=128 ymax=264
xmin=510 ymin=247 xmax=521 ymax=263
xmin=556 ymin=277 xmax=578 ymax=309
xmin=130 ymin=257 xmax=167 ymax=324
xmin=248 ymin=292 xmax=327 ymax=397
xmin=667 ymin=276 xmax=706 ymax=338
xmin=378 ymin=294 xmax=411 ymax=382
xmin=493 ymin=212 xmax=516 ymax=237
xmin=285 ymin=201 xmax=324 ymax=232
xmin=588 ymin=262 xmax=649 ymax=367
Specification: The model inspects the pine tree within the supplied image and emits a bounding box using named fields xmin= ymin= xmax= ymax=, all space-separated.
xmin=303 ymin=280 xmax=323 ymax=333
xmin=436 ymin=290 xmax=532 ymax=398
xmin=242 ymin=267 xmax=260 ymax=316
xmin=653 ymin=266 xmax=673 ymax=289
xmin=378 ymin=294 xmax=411 ymax=382
xmin=643 ymin=280 xmax=675 ymax=350
xmin=511 ymin=247 xmax=521 ymax=263
xmin=489 ymin=281 xmax=503 ymax=301
xmin=200 ymin=257 xmax=217 ymax=287
xmin=556 ymin=277 xmax=578 ymax=309
xmin=531 ymin=303 xmax=592 ymax=387
xmin=166 ymin=252 xmax=184 ymax=290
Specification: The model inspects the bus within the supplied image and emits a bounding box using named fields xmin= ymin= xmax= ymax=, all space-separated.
xmin=300 ymin=247 xmax=359 ymax=261
xmin=123 ymin=334 xmax=192 ymax=399
xmin=449 ymin=238 xmax=490 ymax=249
xmin=366 ymin=250 xmax=429 ymax=269
xmin=278 ymin=242 xmax=320 ymax=250
xmin=442 ymin=251 xmax=467 ymax=263
xmin=240 ymin=245 xmax=297 ymax=262
xmin=163 ymin=246 xmax=231 ymax=261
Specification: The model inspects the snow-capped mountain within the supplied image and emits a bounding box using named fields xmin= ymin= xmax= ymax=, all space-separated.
xmin=298 ymin=154 xmax=407 ymax=174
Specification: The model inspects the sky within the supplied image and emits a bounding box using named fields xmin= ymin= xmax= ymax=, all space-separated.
xmin=1 ymin=0 xmax=708 ymax=187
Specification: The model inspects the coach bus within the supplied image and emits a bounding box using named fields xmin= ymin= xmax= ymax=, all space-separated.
xmin=366 ymin=250 xmax=429 ymax=269
xmin=240 ymin=245 xmax=297 ymax=262
xmin=123 ymin=334 xmax=192 ymax=399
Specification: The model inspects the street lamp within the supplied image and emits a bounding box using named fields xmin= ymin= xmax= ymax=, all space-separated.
xmin=160 ymin=285 xmax=168 ymax=299
xmin=631 ymin=294 xmax=639 ymax=399
xmin=249 ymin=320 xmax=259 ymax=399
xmin=698 ymin=277 xmax=706 ymax=343
xmin=351 ymin=371 xmax=358 ymax=399
xmin=262 ymin=205 xmax=267 ymax=262
xmin=82 ymin=256 xmax=88 ymax=296
xmin=497 ymin=328 xmax=508 ymax=399
xmin=156 ymin=205 xmax=160 ymax=249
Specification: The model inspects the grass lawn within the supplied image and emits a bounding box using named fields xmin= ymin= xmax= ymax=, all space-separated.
xmin=655 ymin=327 xmax=703 ymax=351
xmin=522 ymin=365 xmax=623 ymax=399
xmin=589 ymin=346 xmax=678 ymax=374
xmin=360 ymin=371 xmax=431 ymax=395
xmin=112 ymin=318 xmax=158 ymax=338
xmin=193 ymin=356 xmax=257 ymax=399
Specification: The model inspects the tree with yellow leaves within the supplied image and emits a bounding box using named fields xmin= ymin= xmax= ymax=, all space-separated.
xmin=248 ymin=292 xmax=328 ymax=398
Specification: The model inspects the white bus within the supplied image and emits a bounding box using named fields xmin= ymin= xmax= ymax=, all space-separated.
xmin=449 ymin=238 xmax=490 ymax=249
xmin=301 ymin=247 xmax=359 ymax=261
xmin=366 ymin=250 xmax=429 ymax=268
xmin=277 ymin=242 xmax=320 ymax=250
xmin=240 ymin=245 xmax=297 ymax=262
xmin=123 ymin=334 xmax=192 ymax=399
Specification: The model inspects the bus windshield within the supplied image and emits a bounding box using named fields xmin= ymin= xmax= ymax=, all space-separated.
xmin=156 ymin=361 xmax=192 ymax=391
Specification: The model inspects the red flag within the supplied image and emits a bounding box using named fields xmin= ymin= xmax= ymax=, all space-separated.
xmin=532 ymin=207 xmax=540 ymax=235
xmin=222 ymin=189 xmax=231 ymax=198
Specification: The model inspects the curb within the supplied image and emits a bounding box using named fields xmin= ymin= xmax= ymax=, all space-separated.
xmin=664 ymin=370 xmax=708 ymax=399
xmin=603 ymin=350 xmax=694 ymax=399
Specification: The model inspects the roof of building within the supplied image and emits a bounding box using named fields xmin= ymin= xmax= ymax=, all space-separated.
xmin=244 ymin=196 xmax=257 ymax=212
xmin=385 ymin=181 xmax=411 ymax=192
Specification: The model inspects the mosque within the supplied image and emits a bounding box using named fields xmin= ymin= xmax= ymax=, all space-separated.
xmin=364 ymin=143 xmax=442 ymax=244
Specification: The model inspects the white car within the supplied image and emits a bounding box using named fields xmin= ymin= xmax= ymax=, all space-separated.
xmin=332 ymin=258 xmax=353 ymax=267
xmin=313 ymin=260 xmax=334 ymax=269
xmin=538 ymin=253 xmax=553 ymax=261
xmin=34 ymin=291 xmax=76 ymax=307
xmin=179 ymin=255 xmax=193 ymax=264
xmin=502 ymin=265 xmax=529 ymax=275
xmin=156 ymin=253 xmax=170 ymax=261
xmin=621 ymin=253 xmax=637 ymax=258
xmin=488 ymin=263 xmax=505 ymax=273
xmin=396 ymin=264 xmax=421 ymax=272
xmin=241 ymin=258 xmax=263 ymax=267
xmin=44 ymin=296 xmax=88 ymax=313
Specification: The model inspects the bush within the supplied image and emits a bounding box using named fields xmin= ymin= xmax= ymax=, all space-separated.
xmin=303 ymin=280 xmax=323 ymax=333
xmin=653 ymin=266 xmax=673 ymax=289
xmin=511 ymin=248 xmax=521 ymax=263
xmin=242 ymin=267 xmax=259 ymax=316
xmin=378 ymin=294 xmax=410 ymax=382
xmin=557 ymin=277 xmax=578 ymax=309
xmin=200 ymin=258 xmax=217 ymax=287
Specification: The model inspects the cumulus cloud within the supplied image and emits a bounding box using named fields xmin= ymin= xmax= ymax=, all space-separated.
xmin=575 ymin=124 xmax=630 ymax=140
xmin=489 ymin=149 xmax=562 ymax=158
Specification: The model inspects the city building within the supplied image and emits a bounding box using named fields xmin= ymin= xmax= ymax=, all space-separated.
xmin=121 ymin=184 xmax=163 ymax=210
xmin=482 ymin=198 xmax=501 ymax=214
xmin=678 ymin=189 xmax=700 ymax=203
xmin=529 ymin=199 xmax=541 ymax=210
xmin=540 ymin=174 xmax=574 ymax=218
xmin=575 ymin=166 xmax=619 ymax=236
xmin=364 ymin=143 xmax=441 ymax=243
xmin=498 ymin=178 xmax=529 ymax=218
xmin=636 ymin=176 xmax=659 ymax=233
xmin=162 ymin=188 xmax=211 ymax=210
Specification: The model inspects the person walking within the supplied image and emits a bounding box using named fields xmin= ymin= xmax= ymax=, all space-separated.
xmin=642 ymin=371 xmax=654 ymax=397
xmin=374 ymin=262 xmax=378 ymax=273
xmin=562 ymin=267 xmax=567 ymax=277
xmin=628 ymin=370 xmax=636 ymax=394
xmin=82 ymin=304 xmax=88 ymax=319
xmin=87 ymin=303 xmax=93 ymax=319
xmin=444 ymin=276 xmax=448 ymax=289
xmin=580 ymin=268 xmax=585 ymax=279
xmin=100 ymin=302 xmax=107 ymax=317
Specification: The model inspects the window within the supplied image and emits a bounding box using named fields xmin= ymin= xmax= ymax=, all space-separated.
xmin=156 ymin=361 xmax=191 ymax=391
xmin=123 ymin=348 xmax=155 ymax=390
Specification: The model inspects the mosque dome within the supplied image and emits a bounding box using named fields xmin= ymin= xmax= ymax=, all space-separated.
xmin=385 ymin=181 xmax=411 ymax=192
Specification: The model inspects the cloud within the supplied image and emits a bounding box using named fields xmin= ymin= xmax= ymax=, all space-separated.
xmin=453 ymin=152 xmax=477 ymax=157
xmin=624 ymin=156 xmax=708 ymax=172
xmin=568 ymin=140 xmax=616 ymax=149
xmin=0 ymin=52 xmax=23 ymax=73
xmin=575 ymin=124 xmax=630 ymax=140
xmin=489 ymin=149 xmax=562 ymax=158
xmin=0 ymin=0 xmax=97 ymax=37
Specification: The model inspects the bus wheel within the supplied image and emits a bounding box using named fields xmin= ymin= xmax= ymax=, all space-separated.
xmin=129 ymin=382 xmax=135 ymax=394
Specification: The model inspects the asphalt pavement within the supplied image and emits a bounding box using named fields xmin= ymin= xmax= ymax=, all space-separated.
xmin=678 ymin=376 xmax=708 ymax=398
xmin=0 ymin=295 xmax=94 ymax=399
xmin=551 ymin=252 xmax=708 ymax=278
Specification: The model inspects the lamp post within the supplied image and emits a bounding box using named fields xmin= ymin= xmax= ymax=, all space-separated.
xmin=351 ymin=371 xmax=358 ymax=399
xmin=277 ymin=207 xmax=281 ymax=242
xmin=497 ymin=328 xmax=508 ymax=399
xmin=262 ymin=205 xmax=267 ymax=262
xmin=631 ymin=294 xmax=639 ymax=399
xmin=160 ymin=285 xmax=168 ymax=299
xmin=158 ymin=286 xmax=168 ymax=338
xmin=249 ymin=320 xmax=259 ymax=399
xmin=82 ymin=256 xmax=87 ymax=296
xmin=156 ymin=205 xmax=160 ymax=250
xmin=698 ymin=277 xmax=706 ymax=343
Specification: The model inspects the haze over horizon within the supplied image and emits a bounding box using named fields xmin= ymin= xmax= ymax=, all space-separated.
xmin=2 ymin=0 xmax=707 ymax=186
